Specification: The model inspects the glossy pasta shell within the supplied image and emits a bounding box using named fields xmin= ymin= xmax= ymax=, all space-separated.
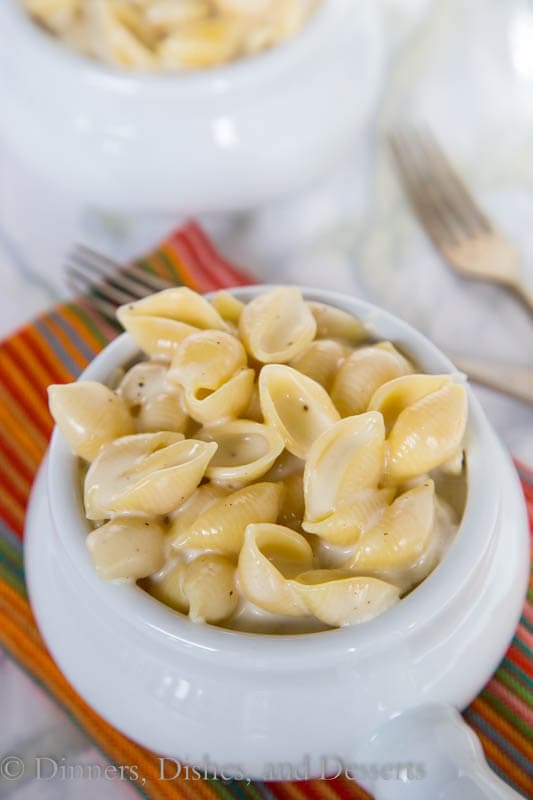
xmin=183 ymin=554 xmax=238 ymax=624
xmin=239 ymin=287 xmax=317 ymax=363
xmin=291 ymin=570 xmax=400 ymax=627
xmin=237 ymin=524 xmax=313 ymax=615
xmin=25 ymin=0 xmax=80 ymax=34
xmin=84 ymin=432 xmax=217 ymax=519
xmin=86 ymin=517 xmax=165 ymax=581
xmin=259 ymin=364 xmax=340 ymax=459
xmin=118 ymin=361 xmax=189 ymax=434
xmin=289 ymin=339 xmax=346 ymax=391
xmin=48 ymin=382 xmax=134 ymax=461
xmin=158 ymin=17 xmax=242 ymax=69
xmin=210 ymin=290 xmax=245 ymax=325
xmin=197 ymin=420 xmax=284 ymax=486
xmin=137 ymin=394 xmax=189 ymax=434
xmin=117 ymin=317 xmax=197 ymax=359
xmin=368 ymin=373 xmax=452 ymax=433
xmin=331 ymin=343 xmax=413 ymax=416
xmin=385 ymin=384 xmax=468 ymax=481
xmin=308 ymin=301 xmax=367 ymax=343
xmin=169 ymin=483 xmax=231 ymax=541
xmin=142 ymin=558 xmax=189 ymax=613
xmin=302 ymin=488 xmax=394 ymax=546
xmin=346 ymin=481 xmax=436 ymax=571
xmin=172 ymin=482 xmax=283 ymax=555
xmin=117 ymin=287 xmax=227 ymax=357
xmin=303 ymin=411 xmax=386 ymax=522
xmin=183 ymin=368 xmax=255 ymax=424
xmin=86 ymin=0 xmax=156 ymax=69
xmin=118 ymin=361 xmax=168 ymax=406
xmin=168 ymin=330 xmax=247 ymax=393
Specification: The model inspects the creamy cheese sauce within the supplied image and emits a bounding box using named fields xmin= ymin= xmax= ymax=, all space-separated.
xmin=316 ymin=494 xmax=457 ymax=595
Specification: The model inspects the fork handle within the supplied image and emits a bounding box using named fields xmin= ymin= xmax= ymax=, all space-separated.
xmin=449 ymin=353 xmax=533 ymax=406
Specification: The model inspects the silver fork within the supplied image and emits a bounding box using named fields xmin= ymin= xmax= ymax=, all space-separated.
xmin=65 ymin=243 xmax=533 ymax=405
xmin=65 ymin=243 xmax=172 ymax=323
xmin=388 ymin=128 xmax=533 ymax=314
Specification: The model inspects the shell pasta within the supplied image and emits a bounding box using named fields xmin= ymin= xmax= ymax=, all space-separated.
xmin=48 ymin=286 xmax=468 ymax=634
xmin=22 ymin=0 xmax=323 ymax=72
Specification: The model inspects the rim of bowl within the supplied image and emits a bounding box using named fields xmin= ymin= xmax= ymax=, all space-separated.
xmin=47 ymin=286 xmax=501 ymax=668
xmin=7 ymin=0 xmax=355 ymax=93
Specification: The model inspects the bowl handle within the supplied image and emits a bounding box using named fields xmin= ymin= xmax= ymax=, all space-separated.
xmin=354 ymin=703 xmax=523 ymax=799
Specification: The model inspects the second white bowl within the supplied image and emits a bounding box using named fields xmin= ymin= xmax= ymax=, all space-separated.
xmin=0 ymin=1 xmax=383 ymax=213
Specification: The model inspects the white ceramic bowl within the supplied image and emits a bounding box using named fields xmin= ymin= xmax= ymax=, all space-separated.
xmin=0 ymin=1 xmax=383 ymax=213
xmin=25 ymin=288 xmax=528 ymax=799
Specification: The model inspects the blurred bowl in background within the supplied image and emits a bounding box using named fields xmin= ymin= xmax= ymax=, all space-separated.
xmin=0 ymin=0 xmax=383 ymax=214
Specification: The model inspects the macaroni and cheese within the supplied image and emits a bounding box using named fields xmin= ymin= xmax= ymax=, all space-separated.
xmin=48 ymin=287 xmax=468 ymax=634
xmin=23 ymin=0 xmax=322 ymax=70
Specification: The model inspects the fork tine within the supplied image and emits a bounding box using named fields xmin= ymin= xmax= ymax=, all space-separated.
xmin=66 ymin=263 xmax=134 ymax=305
xmin=65 ymin=268 xmax=122 ymax=324
xmin=74 ymin=244 xmax=122 ymax=272
xmin=64 ymin=242 xmax=176 ymax=321
xmin=118 ymin=262 xmax=173 ymax=293
xmin=388 ymin=132 xmax=460 ymax=247
xmin=389 ymin=130 xmax=486 ymax=246
xmin=415 ymin=129 xmax=493 ymax=236
xmin=71 ymin=244 xmax=172 ymax=294
xmin=66 ymin=252 xmax=149 ymax=303
xmin=85 ymin=295 xmax=122 ymax=324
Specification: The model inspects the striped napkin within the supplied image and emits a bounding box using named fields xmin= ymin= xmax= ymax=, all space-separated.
xmin=0 ymin=221 xmax=531 ymax=800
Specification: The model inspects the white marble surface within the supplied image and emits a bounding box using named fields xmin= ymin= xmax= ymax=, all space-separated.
xmin=0 ymin=1 xmax=532 ymax=798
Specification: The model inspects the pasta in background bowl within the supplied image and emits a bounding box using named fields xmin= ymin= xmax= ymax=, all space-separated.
xmin=48 ymin=286 xmax=469 ymax=634
xmin=0 ymin=1 xmax=384 ymax=212
xmin=23 ymin=0 xmax=323 ymax=71
xmin=26 ymin=286 xmax=529 ymax=794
